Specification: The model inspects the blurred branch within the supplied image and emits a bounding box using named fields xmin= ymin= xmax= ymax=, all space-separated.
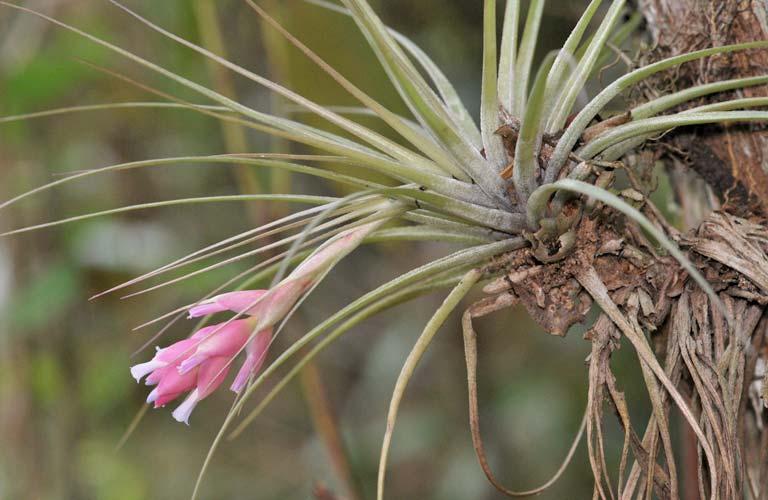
xmin=259 ymin=0 xmax=294 ymax=220
xmin=193 ymin=0 xmax=265 ymax=223
xmin=302 ymin=362 xmax=361 ymax=500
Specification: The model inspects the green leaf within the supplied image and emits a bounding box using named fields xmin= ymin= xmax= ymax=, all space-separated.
xmin=597 ymin=78 xmax=768 ymax=160
xmin=690 ymin=96 xmax=768 ymax=113
xmin=545 ymin=0 xmax=625 ymax=133
xmin=367 ymin=226 xmax=493 ymax=245
xmin=2 ymin=194 xmax=336 ymax=237
xmin=632 ymin=75 xmax=768 ymax=120
xmin=576 ymin=11 xmax=642 ymax=73
xmin=0 ymin=101 xmax=229 ymax=123
xmin=546 ymin=40 xmax=768 ymax=182
xmin=579 ymin=111 xmax=768 ymax=159
xmin=512 ymin=0 xmax=545 ymax=116
xmin=0 ymin=154 xmax=385 ymax=213
xmin=481 ymin=0 xmax=506 ymax=168
xmin=540 ymin=0 xmax=603 ymax=130
xmin=497 ymin=0 xmax=520 ymax=112
xmin=377 ymin=269 xmax=482 ymax=500
xmin=513 ymin=52 xmax=556 ymax=203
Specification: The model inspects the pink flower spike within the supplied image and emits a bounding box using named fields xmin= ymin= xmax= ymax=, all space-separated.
xmin=178 ymin=319 xmax=254 ymax=374
xmin=188 ymin=290 xmax=268 ymax=318
xmin=150 ymin=366 xmax=198 ymax=408
xmin=248 ymin=278 xmax=308 ymax=331
xmin=196 ymin=356 xmax=232 ymax=399
xmin=289 ymin=221 xmax=382 ymax=280
xmin=231 ymin=328 xmax=272 ymax=394
xmin=145 ymin=365 xmax=174 ymax=386
xmin=130 ymin=337 xmax=201 ymax=382
xmin=172 ymin=357 xmax=231 ymax=425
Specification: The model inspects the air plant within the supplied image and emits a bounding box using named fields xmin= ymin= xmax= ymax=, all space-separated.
xmin=4 ymin=0 xmax=768 ymax=498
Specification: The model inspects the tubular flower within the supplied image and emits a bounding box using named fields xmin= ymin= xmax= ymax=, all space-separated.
xmin=188 ymin=290 xmax=268 ymax=318
xmin=131 ymin=317 xmax=270 ymax=424
xmin=191 ymin=221 xmax=384 ymax=325
xmin=230 ymin=329 xmax=272 ymax=394
xmin=131 ymin=221 xmax=383 ymax=422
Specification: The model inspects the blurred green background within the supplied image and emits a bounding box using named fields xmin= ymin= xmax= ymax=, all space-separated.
xmin=0 ymin=1 xmax=652 ymax=498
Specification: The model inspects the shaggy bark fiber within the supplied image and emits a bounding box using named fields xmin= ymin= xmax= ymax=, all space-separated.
xmin=637 ymin=1 xmax=768 ymax=497
xmin=478 ymin=208 xmax=768 ymax=499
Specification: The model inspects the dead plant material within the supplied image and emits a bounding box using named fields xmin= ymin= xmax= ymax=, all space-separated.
xmin=464 ymin=206 xmax=768 ymax=499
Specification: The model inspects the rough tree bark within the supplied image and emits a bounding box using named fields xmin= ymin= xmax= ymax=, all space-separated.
xmin=640 ymin=0 xmax=768 ymax=216
xmin=636 ymin=1 xmax=768 ymax=498
xmin=483 ymin=3 xmax=768 ymax=499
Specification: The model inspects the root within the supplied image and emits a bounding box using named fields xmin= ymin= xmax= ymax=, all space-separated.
xmin=461 ymin=292 xmax=587 ymax=497
xmin=579 ymin=211 xmax=768 ymax=499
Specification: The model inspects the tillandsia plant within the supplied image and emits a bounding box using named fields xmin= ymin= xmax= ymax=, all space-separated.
xmin=5 ymin=0 xmax=768 ymax=498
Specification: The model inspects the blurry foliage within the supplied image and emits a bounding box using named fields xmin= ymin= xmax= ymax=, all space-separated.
xmin=0 ymin=1 xmax=650 ymax=498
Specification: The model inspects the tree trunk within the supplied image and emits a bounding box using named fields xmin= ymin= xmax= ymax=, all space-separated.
xmin=631 ymin=2 xmax=768 ymax=498
xmin=639 ymin=0 xmax=768 ymax=216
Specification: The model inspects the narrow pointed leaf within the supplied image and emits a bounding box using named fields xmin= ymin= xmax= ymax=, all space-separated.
xmin=632 ymin=75 xmax=768 ymax=120
xmin=513 ymin=53 xmax=556 ymax=204
xmin=512 ymin=0 xmax=545 ymax=116
xmin=497 ymin=0 xmax=520 ymax=112
xmin=579 ymin=111 xmax=768 ymax=159
xmin=546 ymin=40 xmax=768 ymax=182
xmin=546 ymin=0 xmax=625 ymax=133
xmin=0 ymin=101 xmax=229 ymax=123
xmin=1 ymin=194 xmax=334 ymax=237
xmin=481 ymin=0 xmax=507 ymax=168
xmin=377 ymin=269 xmax=482 ymax=500
xmin=540 ymin=0 xmax=603 ymax=129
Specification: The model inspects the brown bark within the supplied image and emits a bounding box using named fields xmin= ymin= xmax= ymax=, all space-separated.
xmin=639 ymin=0 xmax=768 ymax=217
xmin=636 ymin=3 xmax=768 ymax=498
